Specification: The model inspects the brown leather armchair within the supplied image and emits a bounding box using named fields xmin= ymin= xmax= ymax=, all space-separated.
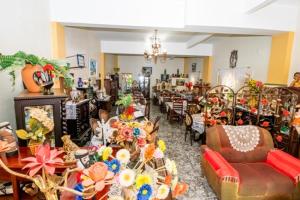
xmin=201 ymin=125 xmax=300 ymax=200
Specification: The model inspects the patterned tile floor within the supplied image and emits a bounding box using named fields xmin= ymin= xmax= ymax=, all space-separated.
xmin=150 ymin=104 xmax=217 ymax=200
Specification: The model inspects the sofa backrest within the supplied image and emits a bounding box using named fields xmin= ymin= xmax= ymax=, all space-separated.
xmin=206 ymin=125 xmax=274 ymax=163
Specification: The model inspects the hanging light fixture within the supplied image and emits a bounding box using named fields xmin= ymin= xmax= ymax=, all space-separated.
xmin=144 ymin=30 xmax=167 ymax=64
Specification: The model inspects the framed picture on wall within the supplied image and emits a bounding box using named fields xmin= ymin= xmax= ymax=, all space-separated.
xmin=89 ymin=58 xmax=97 ymax=77
xmin=142 ymin=67 xmax=152 ymax=77
xmin=191 ymin=63 xmax=197 ymax=72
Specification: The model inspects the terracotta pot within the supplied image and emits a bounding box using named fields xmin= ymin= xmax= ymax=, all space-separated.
xmin=21 ymin=64 xmax=42 ymax=93
xmin=28 ymin=140 xmax=42 ymax=155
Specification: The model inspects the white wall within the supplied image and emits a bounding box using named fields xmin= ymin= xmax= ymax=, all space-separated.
xmin=210 ymin=36 xmax=272 ymax=86
xmin=118 ymin=55 xmax=184 ymax=95
xmin=0 ymin=0 xmax=51 ymax=128
xmin=65 ymin=27 xmax=101 ymax=83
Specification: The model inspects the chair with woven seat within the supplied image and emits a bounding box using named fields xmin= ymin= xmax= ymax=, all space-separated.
xmin=201 ymin=125 xmax=300 ymax=200
xmin=168 ymin=100 xmax=184 ymax=123
xmin=184 ymin=111 xmax=196 ymax=145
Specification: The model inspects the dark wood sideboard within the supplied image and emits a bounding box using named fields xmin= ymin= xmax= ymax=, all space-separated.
xmin=14 ymin=89 xmax=67 ymax=147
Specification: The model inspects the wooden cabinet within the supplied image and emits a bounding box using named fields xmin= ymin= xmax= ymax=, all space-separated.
xmin=65 ymin=99 xmax=91 ymax=146
xmin=14 ymin=89 xmax=67 ymax=147
xmin=104 ymin=79 xmax=118 ymax=103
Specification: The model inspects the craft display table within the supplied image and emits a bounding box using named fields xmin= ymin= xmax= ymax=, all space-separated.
xmin=0 ymin=147 xmax=76 ymax=200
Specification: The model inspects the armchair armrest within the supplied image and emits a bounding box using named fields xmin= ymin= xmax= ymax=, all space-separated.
xmin=266 ymin=149 xmax=300 ymax=184
xmin=203 ymin=147 xmax=239 ymax=183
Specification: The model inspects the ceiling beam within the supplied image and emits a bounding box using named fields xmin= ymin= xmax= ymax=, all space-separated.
xmin=245 ymin=0 xmax=277 ymax=14
xmin=186 ymin=34 xmax=212 ymax=49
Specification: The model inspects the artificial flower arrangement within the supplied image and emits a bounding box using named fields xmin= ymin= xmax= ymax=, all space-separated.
xmin=33 ymin=63 xmax=56 ymax=94
xmin=73 ymin=141 xmax=188 ymax=200
xmin=0 ymin=143 xmax=97 ymax=200
xmin=109 ymin=120 xmax=157 ymax=162
xmin=16 ymin=107 xmax=54 ymax=154
xmin=185 ymin=82 xmax=193 ymax=91
xmin=247 ymin=79 xmax=264 ymax=93
xmin=116 ymin=94 xmax=135 ymax=121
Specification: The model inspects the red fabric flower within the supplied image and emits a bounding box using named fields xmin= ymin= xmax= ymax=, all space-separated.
xmin=211 ymin=97 xmax=219 ymax=104
xmin=237 ymin=119 xmax=243 ymax=125
xmin=21 ymin=144 xmax=64 ymax=176
xmin=209 ymin=119 xmax=217 ymax=126
xmin=124 ymin=106 xmax=135 ymax=116
xmin=282 ymin=109 xmax=290 ymax=117
xmin=36 ymin=71 xmax=41 ymax=78
xmin=255 ymin=81 xmax=263 ymax=88
xmin=43 ymin=64 xmax=54 ymax=72
xmin=261 ymin=98 xmax=268 ymax=106
xmin=219 ymin=111 xmax=227 ymax=117
xmin=239 ymin=98 xmax=246 ymax=105
xmin=261 ymin=121 xmax=270 ymax=127
xmin=276 ymin=135 xmax=283 ymax=142
xmin=250 ymin=107 xmax=257 ymax=113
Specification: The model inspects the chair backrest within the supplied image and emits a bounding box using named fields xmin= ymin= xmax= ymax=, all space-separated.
xmin=153 ymin=116 xmax=161 ymax=128
xmin=184 ymin=111 xmax=193 ymax=127
xmin=173 ymin=100 xmax=183 ymax=114
xmin=144 ymin=101 xmax=150 ymax=119
xmin=205 ymin=125 xmax=274 ymax=163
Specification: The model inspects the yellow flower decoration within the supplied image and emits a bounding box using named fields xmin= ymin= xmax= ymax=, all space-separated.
xmin=157 ymin=140 xmax=166 ymax=152
xmin=102 ymin=147 xmax=112 ymax=161
xmin=135 ymin=174 xmax=152 ymax=189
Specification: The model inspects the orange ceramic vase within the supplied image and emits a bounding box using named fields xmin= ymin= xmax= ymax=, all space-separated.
xmin=21 ymin=64 xmax=42 ymax=93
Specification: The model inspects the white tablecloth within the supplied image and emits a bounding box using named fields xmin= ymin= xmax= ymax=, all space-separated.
xmin=192 ymin=114 xmax=205 ymax=134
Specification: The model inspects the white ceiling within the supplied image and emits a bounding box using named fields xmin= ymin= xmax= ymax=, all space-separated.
xmin=276 ymin=0 xmax=300 ymax=6
xmin=69 ymin=27 xmax=203 ymax=43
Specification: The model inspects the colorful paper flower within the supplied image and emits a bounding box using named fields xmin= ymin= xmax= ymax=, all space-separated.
xmin=102 ymin=147 xmax=113 ymax=161
xmin=164 ymin=175 xmax=172 ymax=186
xmin=82 ymin=162 xmax=114 ymax=191
xmin=172 ymin=182 xmax=188 ymax=198
xmin=250 ymin=107 xmax=257 ymax=113
xmin=219 ymin=111 xmax=227 ymax=117
xmin=144 ymin=144 xmax=155 ymax=161
xmin=255 ymin=81 xmax=263 ymax=88
xmin=105 ymin=159 xmax=121 ymax=174
xmin=276 ymin=135 xmax=283 ymax=142
xmin=135 ymin=174 xmax=152 ymax=189
xmin=282 ymin=109 xmax=290 ymax=117
xmin=156 ymin=184 xmax=170 ymax=199
xmin=261 ymin=121 xmax=270 ymax=127
xmin=74 ymin=183 xmax=84 ymax=200
xmin=119 ymin=169 xmax=136 ymax=187
xmin=121 ymin=127 xmax=134 ymax=142
xmin=116 ymin=149 xmax=130 ymax=164
xmin=157 ymin=140 xmax=166 ymax=152
xmin=165 ymin=159 xmax=177 ymax=175
xmin=133 ymin=128 xmax=141 ymax=137
xmin=239 ymin=98 xmax=246 ymax=105
xmin=237 ymin=119 xmax=244 ymax=125
xmin=21 ymin=144 xmax=63 ymax=176
xmin=261 ymin=98 xmax=268 ymax=106
xmin=137 ymin=184 xmax=152 ymax=200
xmin=154 ymin=148 xmax=164 ymax=159
xmin=138 ymin=138 xmax=147 ymax=147
xmin=211 ymin=97 xmax=219 ymax=104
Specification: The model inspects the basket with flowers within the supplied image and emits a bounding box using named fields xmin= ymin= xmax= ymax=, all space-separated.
xmin=16 ymin=107 xmax=54 ymax=154
xmin=247 ymin=79 xmax=264 ymax=93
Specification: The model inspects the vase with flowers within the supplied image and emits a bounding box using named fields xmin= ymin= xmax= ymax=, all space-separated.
xmin=16 ymin=107 xmax=54 ymax=154
xmin=116 ymin=94 xmax=135 ymax=121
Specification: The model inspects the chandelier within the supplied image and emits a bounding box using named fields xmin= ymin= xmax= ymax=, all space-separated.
xmin=144 ymin=30 xmax=167 ymax=64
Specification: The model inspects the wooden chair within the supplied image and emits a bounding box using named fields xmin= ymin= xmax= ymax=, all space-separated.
xmin=168 ymin=100 xmax=184 ymax=123
xmin=144 ymin=101 xmax=150 ymax=120
xmin=184 ymin=111 xmax=196 ymax=145
xmin=153 ymin=116 xmax=161 ymax=128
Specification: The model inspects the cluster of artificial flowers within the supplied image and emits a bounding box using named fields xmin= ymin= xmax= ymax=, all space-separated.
xmin=74 ymin=140 xmax=187 ymax=200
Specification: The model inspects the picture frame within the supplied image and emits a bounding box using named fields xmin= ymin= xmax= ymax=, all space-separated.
xmin=89 ymin=58 xmax=97 ymax=77
xmin=66 ymin=54 xmax=85 ymax=68
xmin=191 ymin=63 xmax=197 ymax=72
xmin=142 ymin=67 xmax=152 ymax=77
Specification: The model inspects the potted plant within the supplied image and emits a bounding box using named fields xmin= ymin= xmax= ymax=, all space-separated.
xmin=0 ymin=51 xmax=73 ymax=93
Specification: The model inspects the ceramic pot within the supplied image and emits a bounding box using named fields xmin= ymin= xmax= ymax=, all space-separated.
xmin=21 ymin=64 xmax=42 ymax=93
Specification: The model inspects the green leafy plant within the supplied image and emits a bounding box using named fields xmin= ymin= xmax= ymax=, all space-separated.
xmin=116 ymin=94 xmax=133 ymax=108
xmin=0 ymin=51 xmax=73 ymax=87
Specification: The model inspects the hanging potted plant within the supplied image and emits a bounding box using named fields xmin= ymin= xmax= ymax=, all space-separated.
xmin=0 ymin=51 xmax=73 ymax=93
